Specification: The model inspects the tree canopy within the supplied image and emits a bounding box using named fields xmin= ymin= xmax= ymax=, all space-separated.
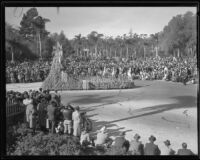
xmin=6 ymin=8 xmax=197 ymax=61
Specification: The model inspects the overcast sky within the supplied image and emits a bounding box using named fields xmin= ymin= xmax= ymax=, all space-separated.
xmin=5 ymin=7 xmax=196 ymax=39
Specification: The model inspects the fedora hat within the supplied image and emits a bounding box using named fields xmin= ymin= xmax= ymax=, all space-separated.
xmin=164 ymin=140 xmax=171 ymax=146
xmin=149 ymin=135 xmax=156 ymax=142
xmin=134 ymin=133 xmax=141 ymax=140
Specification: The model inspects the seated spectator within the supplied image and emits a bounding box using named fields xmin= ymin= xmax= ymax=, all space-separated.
xmin=177 ymin=143 xmax=195 ymax=155
xmin=80 ymin=129 xmax=91 ymax=147
xmin=112 ymin=131 xmax=130 ymax=152
xmin=95 ymin=126 xmax=108 ymax=146
xmin=144 ymin=135 xmax=161 ymax=155
xmin=129 ymin=133 xmax=144 ymax=155
xmin=55 ymin=121 xmax=64 ymax=134
xmin=161 ymin=140 xmax=175 ymax=155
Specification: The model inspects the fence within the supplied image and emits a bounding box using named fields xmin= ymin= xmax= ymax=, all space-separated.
xmin=6 ymin=102 xmax=26 ymax=118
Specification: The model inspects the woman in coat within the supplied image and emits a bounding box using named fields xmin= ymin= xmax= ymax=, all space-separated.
xmin=37 ymin=98 xmax=48 ymax=132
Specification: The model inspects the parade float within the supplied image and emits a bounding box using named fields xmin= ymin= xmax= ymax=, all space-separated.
xmin=41 ymin=42 xmax=135 ymax=90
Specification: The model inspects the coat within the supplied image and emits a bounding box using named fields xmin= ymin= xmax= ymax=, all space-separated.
xmin=114 ymin=136 xmax=126 ymax=148
xmin=72 ymin=111 xmax=81 ymax=136
xmin=144 ymin=142 xmax=161 ymax=155
xmin=47 ymin=104 xmax=56 ymax=121
xmin=177 ymin=149 xmax=194 ymax=155
xmin=26 ymin=103 xmax=37 ymax=128
xmin=161 ymin=146 xmax=175 ymax=155
xmin=129 ymin=140 xmax=144 ymax=155
xmin=37 ymin=102 xmax=47 ymax=127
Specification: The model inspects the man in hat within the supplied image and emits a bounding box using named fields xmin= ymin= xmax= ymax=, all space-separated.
xmin=129 ymin=133 xmax=144 ymax=155
xmin=61 ymin=104 xmax=73 ymax=135
xmin=177 ymin=142 xmax=195 ymax=155
xmin=161 ymin=140 xmax=175 ymax=155
xmin=72 ymin=106 xmax=81 ymax=137
xmin=144 ymin=135 xmax=161 ymax=155
xmin=113 ymin=131 xmax=130 ymax=152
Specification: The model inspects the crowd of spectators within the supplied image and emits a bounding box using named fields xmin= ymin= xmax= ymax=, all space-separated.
xmin=6 ymin=61 xmax=51 ymax=83
xmin=62 ymin=56 xmax=198 ymax=84
xmin=6 ymin=87 xmax=196 ymax=155
xmin=6 ymin=56 xmax=198 ymax=85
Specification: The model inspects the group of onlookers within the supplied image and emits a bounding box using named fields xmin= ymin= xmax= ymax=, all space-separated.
xmin=6 ymin=55 xmax=197 ymax=85
xmin=6 ymin=88 xmax=196 ymax=155
xmin=78 ymin=127 xmax=195 ymax=155
xmin=6 ymin=61 xmax=51 ymax=83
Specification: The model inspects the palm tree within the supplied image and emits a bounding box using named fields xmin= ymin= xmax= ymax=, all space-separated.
xmin=87 ymin=31 xmax=103 ymax=58
xmin=31 ymin=16 xmax=50 ymax=60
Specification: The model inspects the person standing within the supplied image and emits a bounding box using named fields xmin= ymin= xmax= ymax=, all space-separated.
xmin=72 ymin=106 xmax=81 ymax=137
xmin=47 ymin=100 xmax=57 ymax=134
xmin=177 ymin=143 xmax=195 ymax=155
xmin=37 ymin=98 xmax=48 ymax=132
xmin=61 ymin=104 xmax=73 ymax=135
xmin=26 ymin=99 xmax=37 ymax=134
xmin=129 ymin=133 xmax=144 ymax=155
xmin=23 ymin=94 xmax=32 ymax=126
xmin=144 ymin=135 xmax=161 ymax=155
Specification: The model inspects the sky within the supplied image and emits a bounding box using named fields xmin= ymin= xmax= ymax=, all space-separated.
xmin=5 ymin=7 xmax=197 ymax=39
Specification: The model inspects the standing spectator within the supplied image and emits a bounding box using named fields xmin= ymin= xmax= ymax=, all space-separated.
xmin=26 ymin=99 xmax=37 ymax=134
xmin=129 ymin=133 xmax=144 ymax=155
xmin=23 ymin=94 xmax=32 ymax=126
xmin=161 ymin=140 xmax=175 ymax=155
xmin=61 ymin=104 xmax=73 ymax=135
xmin=72 ymin=106 xmax=81 ymax=137
xmin=37 ymin=98 xmax=48 ymax=132
xmin=177 ymin=143 xmax=195 ymax=155
xmin=144 ymin=135 xmax=161 ymax=155
xmin=47 ymin=100 xmax=57 ymax=134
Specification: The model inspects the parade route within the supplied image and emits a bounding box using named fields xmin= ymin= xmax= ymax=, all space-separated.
xmin=6 ymin=80 xmax=198 ymax=154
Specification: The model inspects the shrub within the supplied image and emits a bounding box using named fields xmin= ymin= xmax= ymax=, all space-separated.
xmin=12 ymin=133 xmax=81 ymax=155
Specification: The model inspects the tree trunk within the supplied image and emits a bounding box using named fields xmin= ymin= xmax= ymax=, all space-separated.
xmin=95 ymin=45 xmax=97 ymax=58
xmin=120 ymin=48 xmax=123 ymax=58
xmin=11 ymin=46 xmax=14 ymax=63
xmin=155 ymin=46 xmax=158 ymax=57
xmin=126 ymin=45 xmax=128 ymax=59
xmin=177 ymin=48 xmax=180 ymax=58
xmin=110 ymin=48 xmax=112 ymax=58
xmin=134 ymin=50 xmax=136 ymax=58
xmin=115 ymin=50 xmax=117 ymax=57
xmin=190 ymin=47 xmax=193 ymax=57
xmin=144 ymin=46 xmax=146 ymax=58
xmin=38 ymin=33 xmax=42 ymax=60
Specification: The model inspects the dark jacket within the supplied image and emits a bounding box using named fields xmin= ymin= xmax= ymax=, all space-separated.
xmin=62 ymin=108 xmax=73 ymax=120
xmin=177 ymin=149 xmax=194 ymax=155
xmin=114 ymin=136 xmax=126 ymax=148
xmin=144 ymin=142 xmax=161 ymax=155
xmin=47 ymin=104 xmax=56 ymax=121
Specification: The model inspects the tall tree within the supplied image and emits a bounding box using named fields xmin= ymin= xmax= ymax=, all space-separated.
xmin=19 ymin=8 xmax=50 ymax=59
